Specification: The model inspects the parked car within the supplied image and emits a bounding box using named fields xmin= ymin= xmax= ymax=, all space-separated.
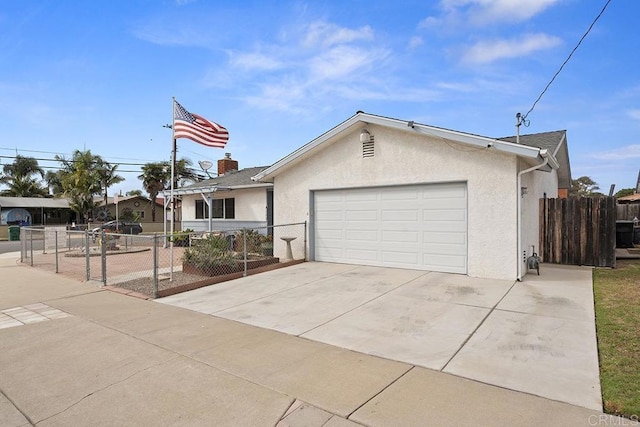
xmin=91 ymin=220 xmax=143 ymax=236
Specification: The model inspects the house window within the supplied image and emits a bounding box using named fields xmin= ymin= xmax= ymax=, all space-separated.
xmin=135 ymin=211 xmax=145 ymax=219
xmin=197 ymin=198 xmax=235 ymax=219
xmin=195 ymin=200 xmax=209 ymax=219
xmin=224 ymin=198 xmax=235 ymax=219
xmin=212 ymin=199 xmax=224 ymax=218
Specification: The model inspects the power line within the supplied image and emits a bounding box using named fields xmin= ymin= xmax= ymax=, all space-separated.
xmin=0 ymin=147 xmax=168 ymax=164
xmin=522 ymin=0 xmax=613 ymax=121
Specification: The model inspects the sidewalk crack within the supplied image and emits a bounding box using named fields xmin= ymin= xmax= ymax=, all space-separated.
xmin=34 ymin=355 xmax=181 ymax=425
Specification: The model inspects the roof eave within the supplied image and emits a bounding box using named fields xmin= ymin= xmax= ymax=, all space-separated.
xmin=253 ymin=112 xmax=546 ymax=181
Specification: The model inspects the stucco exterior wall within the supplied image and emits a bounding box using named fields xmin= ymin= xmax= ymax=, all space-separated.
xmin=520 ymin=164 xmax=558 ymax=273
xmin=180 ymin=187 xmax=268 ymax=232
xmin=272 ymin=124 xmax=521 ymax=280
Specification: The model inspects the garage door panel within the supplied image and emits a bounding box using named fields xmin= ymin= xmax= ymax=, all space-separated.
xmin=422 ymin=209 xmax=466 ymax=221
xmin=345 ymin=191 xmax=378 ymax=202
xmin=346 ymin=210 xmax=378 ymax=221
xmin=423 ymin=254 xmax=467 ymax=269
xmin=345 ymin=230 xmax=378 ymax=241
xmin=421 ymin=221 xmax=466 ymax=232
xmin=316 ymin=211 xmax=343 ymax=222
xmin=383 ymin=251 xmax=420 ymax=265
xmin=382 ymin=189 xmax=420 ymax=201
xmin=424 ymin=242 xmax=467 ymax=255
xmin=381 ymin=209 xmax=419 ymax=221
xmin=382 ymin=230 xmax=420 ymax=243
xmin=315 ymin=183 xmax=467 ymax=273
xmin=345 ymin=248 xmax=378 ymax=262
xmin=424 ymin=231 xmax=466 ymax=244
xmin=421 ymin=199 xmax=466 ymax=210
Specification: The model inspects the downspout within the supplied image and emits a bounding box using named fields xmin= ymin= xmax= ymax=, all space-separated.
xmin=516 ymin=151 xmax=549 ymax=281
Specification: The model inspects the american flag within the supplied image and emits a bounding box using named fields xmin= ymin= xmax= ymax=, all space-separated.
xmin=173 ymin=100 xmax=229 ymax=148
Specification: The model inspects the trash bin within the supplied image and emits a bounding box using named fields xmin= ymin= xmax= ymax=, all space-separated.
xmin=8 ymin=225 xmax=20 ymax=241
xmin=616 ymin=221 xmax=634 ymax=248
xmin=634 ymin=227 xmax=640 ymax=245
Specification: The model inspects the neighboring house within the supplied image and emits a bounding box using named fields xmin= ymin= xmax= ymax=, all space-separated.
xmin=93 ymin=195 xmax=164 ymax=223
xmin=252 ymin=111 xmax=571 ymax=281
xmin=617 ymin=193 xmax=640 ymax=204
xmin=167 ymin=154 xmax=273 ymax=233
xmin=0 ymin=196 xmax=72 ymax=225
xmin=499 ymin=130 xmax=572 ymax=198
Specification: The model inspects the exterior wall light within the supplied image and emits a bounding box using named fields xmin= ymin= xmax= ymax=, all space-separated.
xmin=360 ymin=129 xmax=372 ymax=143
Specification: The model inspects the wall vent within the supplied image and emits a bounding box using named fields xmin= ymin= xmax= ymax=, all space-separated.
xmin=362 ymin=136 xmax=375 ymax=158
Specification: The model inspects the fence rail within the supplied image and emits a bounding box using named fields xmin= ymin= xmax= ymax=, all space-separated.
xmin=539 ymin=197 xmax=616 ymax=267
xmin=20 ymin=222 xmax=307 ymax=298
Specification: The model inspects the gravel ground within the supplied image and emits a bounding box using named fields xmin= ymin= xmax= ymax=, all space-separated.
xmin=113 ymin=271 xmax=213 ymax=297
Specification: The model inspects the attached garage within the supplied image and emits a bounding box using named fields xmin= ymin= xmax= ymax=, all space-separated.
xmin=252 ymin=112 xmax=566 ymax=281
xmin=313 ymin=182 xmax=467 ymax=273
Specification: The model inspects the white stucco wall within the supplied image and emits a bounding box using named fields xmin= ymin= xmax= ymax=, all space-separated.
xmin=180 ymin=187 xmax=268 ymax=231
xmin=271 ymin=124 xmax=522 ymax=280
xmin=520 ymin=163 xmax=558 ymax=274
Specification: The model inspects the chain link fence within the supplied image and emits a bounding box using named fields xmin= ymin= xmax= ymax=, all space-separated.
xmin=20 ymin=222 xmax=306 ymax=299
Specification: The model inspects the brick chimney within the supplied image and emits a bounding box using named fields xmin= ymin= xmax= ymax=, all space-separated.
xmin=218 ymin=153 xmax=238 ymax=176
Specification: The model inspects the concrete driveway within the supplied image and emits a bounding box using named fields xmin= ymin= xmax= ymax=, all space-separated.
xmin=159 ymin=262 xmax=602 ymax=411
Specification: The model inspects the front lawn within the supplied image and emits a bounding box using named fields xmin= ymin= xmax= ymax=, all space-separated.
xmin=593 ymin=259 xmax=640 ymax=418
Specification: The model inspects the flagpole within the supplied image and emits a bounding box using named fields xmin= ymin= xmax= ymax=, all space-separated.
xmin=170 ymin=96 xmax=176 ymax=281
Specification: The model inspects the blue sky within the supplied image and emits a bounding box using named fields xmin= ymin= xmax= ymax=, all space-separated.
xmin=1 ymin=0 xmax=638 ymax=195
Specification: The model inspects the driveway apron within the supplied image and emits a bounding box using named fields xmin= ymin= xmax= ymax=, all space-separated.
xmin=159 ymin=262 xmax=602 ymax=411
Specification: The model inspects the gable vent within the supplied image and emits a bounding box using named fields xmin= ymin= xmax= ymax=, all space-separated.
xmin=362 ymin=135 xmax=375 ymax=158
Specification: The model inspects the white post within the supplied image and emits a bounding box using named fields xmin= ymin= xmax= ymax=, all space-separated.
xmin=170 ymin=97 xmax=177 ymax=281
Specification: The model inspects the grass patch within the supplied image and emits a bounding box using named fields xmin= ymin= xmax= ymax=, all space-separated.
xmin=593 ymin=259 xmax=640 ymax=418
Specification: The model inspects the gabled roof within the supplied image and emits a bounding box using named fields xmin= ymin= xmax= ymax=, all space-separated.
xmin=94 ymin=195 xmax=161 ymax=207
xmin=252 ymin=111 xmax=559 ymax=182
xmin=498 ymin=130 xmax=572 ymax=188
xmin=163 ymin=166 xmax=272 ymax=197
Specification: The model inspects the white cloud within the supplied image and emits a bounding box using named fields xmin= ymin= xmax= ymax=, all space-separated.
xmin=593 ymin=145 xmax=640 ymax=160
xmin=408 ymin=36 xmax=423 ymax=49
xmin=627 ymin=109 xmax=640 ymax=120
xmin=302 ymin=21 xmax=374 ymax=48
xmin=435 ymin=0 xmax=561 ymax=26
xmin=461 ymin=33 xmax=561 ymax=64
xmin=229 ymin=52 xmax=284 ymax=71
xmin=309 ymin=45 xmax=389 ymax=80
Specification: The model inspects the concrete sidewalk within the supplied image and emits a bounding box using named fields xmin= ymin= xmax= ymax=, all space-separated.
xmin=0 ymin=252 xmax=624 ymax=426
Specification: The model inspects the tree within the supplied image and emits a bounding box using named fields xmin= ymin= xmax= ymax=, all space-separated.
xmin=139 ymin=162 xmax=170 ymax=222
xmin=175 ymin=158 xmax=198 ymax=187
xmin=571 ymin=176 xmax=600 ymax=197
xmin=126 ymin=189 xmax=143 ymax=196
xmin=44 ymin=170 xmax=64 ymax=196
xmin=138 ymin=157 xmax=197 ymax=222
xmin=56 ymin=150 xmax=104 ymax=223
xmin=0 ymin=156 xmax=48 ymax=197
xmin=96 ymin=159 xmax=124 ymax=209
xmin=614 ymin=188 xmax=635 ymax=198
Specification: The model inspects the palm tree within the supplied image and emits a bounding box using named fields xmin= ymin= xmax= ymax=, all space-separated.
xmin=44 ymin=170 xmax=64 ymax=196
xmin=96 ymin=159 xmax=125 ymax=209
xmin=56 ymin=150 xmax=104 ymax=223
xmin=0 ymin=156 xmax=47 ymax=197
xmin=175 ymin=158 xmax=198 ymax=187
xmin=138 ymin=162 xmax=170 ymax=222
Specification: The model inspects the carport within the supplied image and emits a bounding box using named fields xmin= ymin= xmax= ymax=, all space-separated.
xmin=159 ymin=262 xmax=602 ymax=411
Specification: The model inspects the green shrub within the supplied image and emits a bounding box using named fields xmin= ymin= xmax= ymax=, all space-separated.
xmin=171 ymin=228 xmax=193 ymax=247
xmin=182 ymin=233 xmax=234 ymax=269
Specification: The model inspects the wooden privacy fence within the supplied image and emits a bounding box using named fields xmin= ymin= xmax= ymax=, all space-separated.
xmin=539 ymin=197 xmax=616 ymax=267
xmin=617 ymin=203 xmax=640 ymax=221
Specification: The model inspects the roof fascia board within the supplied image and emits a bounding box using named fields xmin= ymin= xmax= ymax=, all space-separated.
xmin=252 ymin=112 xmax=545 ymax=181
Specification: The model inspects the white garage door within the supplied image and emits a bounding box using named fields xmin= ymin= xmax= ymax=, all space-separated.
xmin=313 ymin=182 xmax=467 ymax=273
